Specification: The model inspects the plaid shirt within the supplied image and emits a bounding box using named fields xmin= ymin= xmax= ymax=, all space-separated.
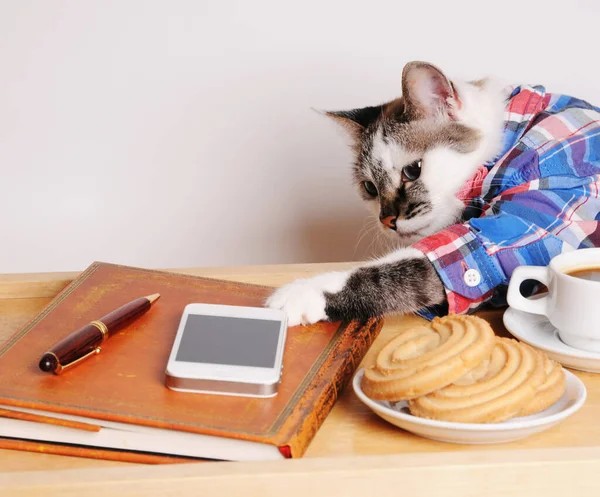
xmin=413 ymin=84 xmax=600 ymax=319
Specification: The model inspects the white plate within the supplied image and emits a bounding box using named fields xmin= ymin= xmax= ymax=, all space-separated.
xmin=352 ymin=368 xmax=586 ymax=444
xmin=503 ymin=306 xmax=600 ymax=373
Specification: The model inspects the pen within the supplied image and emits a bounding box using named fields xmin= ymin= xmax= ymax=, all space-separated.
xmin=38 ymin=293 xmax=160 ymax=375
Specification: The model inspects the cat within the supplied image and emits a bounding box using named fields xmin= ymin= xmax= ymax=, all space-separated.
xmin=266 ymin=61 xmax=600 ymax=326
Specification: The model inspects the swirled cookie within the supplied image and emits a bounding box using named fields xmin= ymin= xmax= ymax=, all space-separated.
xmin=519 ymin=353 xmax=566 ymax=417
xmin=360 ymin=315 xmax=496 ymax=401
xmin=407 ymin=338 xmax=547 ymax=423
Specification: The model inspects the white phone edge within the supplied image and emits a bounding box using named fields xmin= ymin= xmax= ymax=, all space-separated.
xmin=164 ymin=303 xmax=288 ymax=398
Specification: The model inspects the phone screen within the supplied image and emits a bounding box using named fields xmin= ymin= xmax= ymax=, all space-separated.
xmin=175 ymin=314 xmax=282 ymax=368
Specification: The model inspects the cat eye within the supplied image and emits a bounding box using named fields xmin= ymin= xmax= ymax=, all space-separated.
xmin=362 ymin=181 xmax=378 ymax=197
xmin=402 ymin=160 xmax=422 ymax=182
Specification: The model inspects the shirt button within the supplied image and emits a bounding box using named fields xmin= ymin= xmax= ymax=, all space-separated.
xmin=464 ymin=269 xmax=481 ymax=287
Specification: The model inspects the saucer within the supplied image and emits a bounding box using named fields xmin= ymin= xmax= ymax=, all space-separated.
xmin=503 ymin=306 xmax=600 ymax=373
xmin=352 ymin=368 xmax=586 ymax=445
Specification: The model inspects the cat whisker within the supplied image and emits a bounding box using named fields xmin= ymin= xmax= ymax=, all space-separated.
xmin=366 ymin=225 xmax=389 ymax=257
xmin=353 ymin=217 xmax=379 ymax=258
xmin=365 ymin=229 xmax=380 ymax=256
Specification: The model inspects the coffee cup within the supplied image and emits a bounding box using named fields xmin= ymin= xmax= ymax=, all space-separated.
xmin=507 ymin=247 xmax=600 ymax=353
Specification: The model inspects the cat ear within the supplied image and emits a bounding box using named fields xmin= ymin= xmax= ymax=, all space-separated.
xmin=324 ymin=105 xmax=384 ymax=138
xmin=401 ymin=61 xmax=458 ymax=119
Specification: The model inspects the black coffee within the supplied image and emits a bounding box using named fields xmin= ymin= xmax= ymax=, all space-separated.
xmin=565 ymin=266 xmax=600 ymax=282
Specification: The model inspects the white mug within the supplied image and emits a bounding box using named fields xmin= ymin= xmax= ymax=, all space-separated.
xmin=507 ymin=247 xmax=600 ymax=353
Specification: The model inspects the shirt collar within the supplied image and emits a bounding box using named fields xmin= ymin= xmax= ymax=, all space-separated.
xmin=456 ymin=84 xmax=549 ymax=203
xmin=484 ymin=84 xmax=548 ymax=168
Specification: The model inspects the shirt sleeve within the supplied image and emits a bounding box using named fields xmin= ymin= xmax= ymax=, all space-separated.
xmin=411 ymin=214 xmax=567 ymax=318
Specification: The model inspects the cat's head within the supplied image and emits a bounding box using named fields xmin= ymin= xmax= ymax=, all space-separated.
xmin=326 ymin=61 xmax=505 ymax=244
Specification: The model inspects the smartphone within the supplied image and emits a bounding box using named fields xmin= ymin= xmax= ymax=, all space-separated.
xmin=165 ymin=303 xmax=288 ymax=397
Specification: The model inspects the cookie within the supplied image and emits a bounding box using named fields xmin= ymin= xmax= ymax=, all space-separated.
xmin=519 ymin=353 xmax=566 ymax=417
xmin=407 ymin=338 xmax=547 ymax=423
xmin=360 ymin=315 xmax=496 ymax=401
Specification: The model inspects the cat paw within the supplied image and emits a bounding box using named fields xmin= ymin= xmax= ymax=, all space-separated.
xmin=266 ymin=280 xmax=327 ymax=326
xmin=266 ymin=272 xmax=349 ymax=326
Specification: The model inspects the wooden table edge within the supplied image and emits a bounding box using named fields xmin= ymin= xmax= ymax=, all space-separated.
xmin=0 ymin=262 xmax=359 ymax=299
xmin=2 ymin=446 xmax=599 ymax=496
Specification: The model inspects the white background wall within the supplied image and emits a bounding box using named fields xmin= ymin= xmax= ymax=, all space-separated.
xmin=1 ymin=0 xmax=599 ymax=274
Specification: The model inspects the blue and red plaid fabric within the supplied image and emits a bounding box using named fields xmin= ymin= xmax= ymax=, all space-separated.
xmin=412 ymin=84 xmax=600 ymax=319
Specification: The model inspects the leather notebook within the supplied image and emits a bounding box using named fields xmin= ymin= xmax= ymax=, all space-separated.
xmin=0 ymin=262 xmax=382 ymax=462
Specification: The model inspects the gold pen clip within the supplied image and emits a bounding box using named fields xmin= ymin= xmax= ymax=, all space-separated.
xmin=54 ymin=347 xmax=102 ymax=375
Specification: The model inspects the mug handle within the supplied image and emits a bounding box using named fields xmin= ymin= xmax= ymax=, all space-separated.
xmin=506 ymin=266 xmax=550 ymax=316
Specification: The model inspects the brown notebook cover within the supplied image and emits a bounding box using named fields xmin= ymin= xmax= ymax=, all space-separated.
xmin=0 ymin=262 xmax=382 ymax=462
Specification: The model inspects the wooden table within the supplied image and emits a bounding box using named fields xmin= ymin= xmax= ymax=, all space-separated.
xmin=1 ymin=262 xmax=599 ymax=496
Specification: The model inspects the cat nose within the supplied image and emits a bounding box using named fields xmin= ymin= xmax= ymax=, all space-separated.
xmin=380 ymin=215 xmax=397 ymax=230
